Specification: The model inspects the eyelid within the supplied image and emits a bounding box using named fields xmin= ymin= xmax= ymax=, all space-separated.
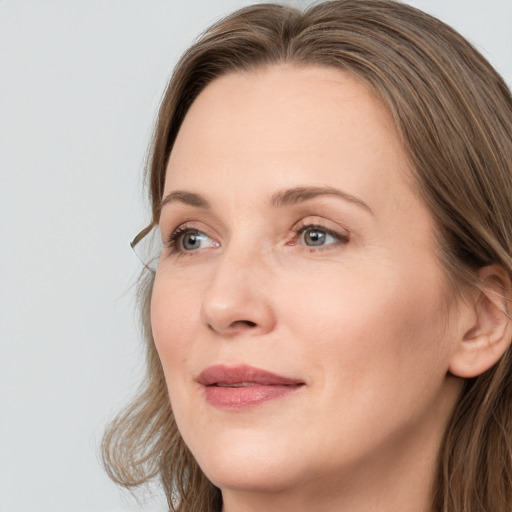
xmin=163 ymin=221 xmax=220 ymax=254
xmin=287 ymin=218 xmax=350 ymax=247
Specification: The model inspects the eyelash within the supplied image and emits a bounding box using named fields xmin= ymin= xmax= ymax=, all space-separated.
xmin=164 ymin=221 xmax=349 ymax=255
xmin=288 ymin=221 xmax=350 ymax=250
xmin=165 ymin=223 xmax=211 ymax=253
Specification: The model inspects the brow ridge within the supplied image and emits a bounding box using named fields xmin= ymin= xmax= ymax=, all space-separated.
xmin=270 ymin=186 xmax=373 ymax=213
xmin=160 ymin=186 xmax=372 ymax=214
xmin=160 ymin=190 xmax=211 ymax=210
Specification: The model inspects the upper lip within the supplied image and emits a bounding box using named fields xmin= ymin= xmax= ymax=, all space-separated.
xmin=197 ymin=364 xmax=304 ymax=387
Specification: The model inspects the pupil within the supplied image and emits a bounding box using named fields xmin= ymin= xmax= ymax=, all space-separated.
xmin=183 ymin=233 xmax=199 ymax=250
xmin=305 ymin=229 xmax=325 ymax=246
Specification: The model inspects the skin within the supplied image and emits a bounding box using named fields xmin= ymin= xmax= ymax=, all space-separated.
xmin=151 ymin=65 xmax=470 ymax=512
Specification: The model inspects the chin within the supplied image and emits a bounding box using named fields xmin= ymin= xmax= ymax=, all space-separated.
xmin=202 ymin=458 xmax=302 ymax=494
xmin=184 ymin=427 xmax=309 ymax=493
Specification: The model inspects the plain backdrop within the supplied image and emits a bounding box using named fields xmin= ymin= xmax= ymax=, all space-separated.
xmin=1 ymin=1 xmax=511 ymax=511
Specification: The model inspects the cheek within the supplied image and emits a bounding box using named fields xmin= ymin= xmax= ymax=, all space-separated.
xmin=273 ymin=267 xmax=455 ymax=467
xmin=150 ymin=277 xmax=206 ymax=440
xmin=278 ymin=261 xmax=451 ymax=387
xmin=150 ymin=276 xmax=200 ymax=376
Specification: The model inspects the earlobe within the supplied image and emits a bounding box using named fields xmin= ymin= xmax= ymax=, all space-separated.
xmin=449 ymin=265 xmax=512 ymax=379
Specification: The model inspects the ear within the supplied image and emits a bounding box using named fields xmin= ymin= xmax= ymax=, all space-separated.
xmin=449 ymin=265 xmax=512 ymax=379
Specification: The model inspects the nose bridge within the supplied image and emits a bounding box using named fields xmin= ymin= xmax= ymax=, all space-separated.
xmin=200 ymin=236 xmax=276 ymax=336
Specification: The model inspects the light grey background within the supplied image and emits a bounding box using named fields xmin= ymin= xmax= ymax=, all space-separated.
xmin=1 ymin=1 xmax=511 ymax=511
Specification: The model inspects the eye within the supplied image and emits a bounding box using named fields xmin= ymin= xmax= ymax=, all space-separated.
xmin=294 ymin=224 xmax=349 ymax=248
xmin=170 ymin=226 xmax=217 ymax=252
xmin=300 ymin=227 xmax=334 ymax=246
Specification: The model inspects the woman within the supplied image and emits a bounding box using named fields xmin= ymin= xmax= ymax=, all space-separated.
xmin=102 ymin=1 xmax=512 ymax=511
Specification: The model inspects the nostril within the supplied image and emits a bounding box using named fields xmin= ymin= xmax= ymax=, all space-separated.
xmin=207 ymin=319 xmax=257 ymax=332
xmin=231 ymin=320 xmax=257 ymax=329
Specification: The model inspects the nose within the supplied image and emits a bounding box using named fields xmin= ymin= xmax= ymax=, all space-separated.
xmin=200 ymin=248 xmax=276 ymax=337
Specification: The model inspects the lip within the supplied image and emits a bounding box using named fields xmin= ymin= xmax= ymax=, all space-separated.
xmin=197 ymin=364 xmax=305 ymax=410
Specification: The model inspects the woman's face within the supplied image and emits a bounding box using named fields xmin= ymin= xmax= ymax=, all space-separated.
xmin=151 ymin=66 xmax=464 ymax=506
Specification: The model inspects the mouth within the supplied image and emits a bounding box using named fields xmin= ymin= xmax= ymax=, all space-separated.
xmin=197 ymin=364 xmax=305 ymax=410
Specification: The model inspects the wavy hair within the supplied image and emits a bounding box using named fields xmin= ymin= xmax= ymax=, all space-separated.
xmin=102 ymin=1 xmax=512 ymax=511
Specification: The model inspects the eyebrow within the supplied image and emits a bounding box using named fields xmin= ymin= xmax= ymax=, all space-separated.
xmin=160 ymin=190 xmax=211 ymax=210
xmin=271 ymin=186 xmax=373 ymax=214
xmin=160 ymin=186 xmax=373 ymax=214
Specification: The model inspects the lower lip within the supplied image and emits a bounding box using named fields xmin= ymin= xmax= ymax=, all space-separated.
xmin=204 ymin=384 xmax=303 ymax=410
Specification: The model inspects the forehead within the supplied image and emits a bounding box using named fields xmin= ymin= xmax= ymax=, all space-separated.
xmin=164 ymin=65 xmax=414 ymax=214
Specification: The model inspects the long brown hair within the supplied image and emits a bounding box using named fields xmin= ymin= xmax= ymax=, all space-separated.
xmin=102 ymin=1 xmax=512 ymax=511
